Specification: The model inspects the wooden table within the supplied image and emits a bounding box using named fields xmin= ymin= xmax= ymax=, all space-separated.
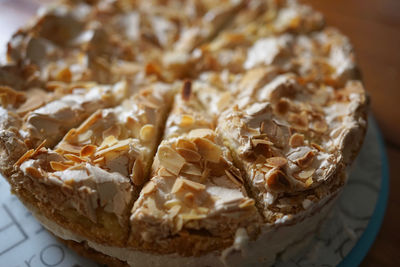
xmin=0 ymin=0 xmax=399 ymax=266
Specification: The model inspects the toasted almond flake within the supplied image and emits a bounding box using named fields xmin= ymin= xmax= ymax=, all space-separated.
xmin=179 ymin=115 xmax=194 ymax=127
xmin=56 ymin=142 xmax=82 ymax=154
xmin=188 ymin=128 xmax=215 ymax=140
xmin=25 ymin=166 xmax=43 ymax=179
xmin=176 ymin=139 xmax=197 ymax=151
xmin=289 ymin=111 xmax=309 ymax=131
xmin=164 ymin=199 xmax=182 ymax=208
xmin=50 ymin=161 xmax=71 ymax=171
xmin=131 ymin=159 xmax=144 ymax=186
xmin=251 ymin=138 xmax=273 ymax=147
xmin=184 ymin=192 xmax=195 ymax=205
xmin=305 ymin=177 xmax=314 ymax=187
xmin=93 ymin=157 xmax=104 ymax=164
xmin=103 ymin=125 xmax=121 ymax=139
xmin=225 ymin=169 xmax=243 ymax=186
xmin=311 ymin=142 xmax=325 ymax=152
xmin=179 ymin=213 xmax=206 ymax=221
xmin=176 ymin=148 xmax=201 ymax=162
xmin=193 ymin=138 xmax=222 ymax=163
xmin=313 ymin=120 xmax=328 ymax=133
xmin=139 ymin=124 xmax=155 ymax=142
xmin=95 ymin=139 xmax=130 ymax=157
xmin=181 ymin=163 xmax=202 ymax=176
xmin=142 ymin=181 xmax=156 ymax=195
xmin=0 ymin=85 xmax=26 ymax=107
xmin=289 ymin=133 xmax=304 ymax=148
xmin=295 ymin=151 xmax=315 ymax=168
xmin=171 ymin=178 xmax=184 ymax=194
xmin=55 ymin=67 xmax=72 ymax=82
xmin=157 ymin=146 xmax=186 ymax=175
xmin=64 ymin=154 xmax=85 ymax=163
xmin=14 ymin=149 xmax=34 ymax=166
xmin=100 ymin=135 xmax=118 ymax=148
xmin=168 ymin=205 xmax=181 ymax=218
xmin=265 ymin=157 xmax=287 ymax=168
xmin=197 ymin=207 xmax=209 ymax=214
xmin=201 ymin=168 xmax=210 ymax=182
xmin=158 ymin=167 xmax=175 ymax=177
xmin=266 ymin=170 xmax=290 ymax=192
xmin=181 ymin=80 xmax=192 ymax=101
xmin=239 ymin=199 xmax=255 ymax=208
xmin=32 ymin=140 xmax=47 ymax=157
xmin=77 ymin=130 xmax=93 ymax=143
xmin=181 ymin=178 xmax=206 ymax=191
xmin=296 ymin=168 xmax=316 ymax=180
xmin=80 ymin=145 xmax=97 ymax=157
xmin=175 ymin=216 xmax=184 ymax=232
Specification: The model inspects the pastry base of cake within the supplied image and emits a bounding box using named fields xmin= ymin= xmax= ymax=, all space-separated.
xmin=18 ymin=190 xmax=340 ymax=267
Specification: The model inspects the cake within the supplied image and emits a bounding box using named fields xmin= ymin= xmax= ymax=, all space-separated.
xmin=0 ymin=0 xmax=368 ymax=266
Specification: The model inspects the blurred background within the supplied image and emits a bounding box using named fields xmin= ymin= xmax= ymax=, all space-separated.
xmin=0 ymin=0 xmax=399 ymax=266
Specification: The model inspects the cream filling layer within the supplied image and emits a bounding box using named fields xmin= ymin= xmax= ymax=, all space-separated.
xmin=27 ymin=192 xmax=338 ymax=267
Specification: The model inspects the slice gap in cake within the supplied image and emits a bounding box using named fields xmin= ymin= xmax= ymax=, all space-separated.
xmin=129 ymin=80 xmax=261 ymax=256
xmin=217 ymin=70 xmax=368 ymax=222
xmin=11 ymin=82 xmax=175 ymax=246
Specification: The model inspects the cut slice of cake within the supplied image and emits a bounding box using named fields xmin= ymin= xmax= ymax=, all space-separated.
xmin=129 ymin=81 xmax=261 ymax=256
xmin=218 ymin=72 xmax=367 ymax=221
xmin=11 ymin=83 xmax=175 ymax=246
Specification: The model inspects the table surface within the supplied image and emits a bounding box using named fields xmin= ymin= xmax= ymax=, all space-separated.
xmin=0 ymin=0 xmax=399 ymax=266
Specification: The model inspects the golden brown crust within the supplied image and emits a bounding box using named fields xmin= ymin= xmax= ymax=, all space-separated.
xmin=0 ymin=0 xmax=369 ymax=264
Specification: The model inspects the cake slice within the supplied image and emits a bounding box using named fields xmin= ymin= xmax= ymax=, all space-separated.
xmin=10 ymin=83 xmax=174 ymax=246
xmin=218 ymin=72 xmax=367 ymax=221
xmin=129 ymin=81 xmax=261 ymax=256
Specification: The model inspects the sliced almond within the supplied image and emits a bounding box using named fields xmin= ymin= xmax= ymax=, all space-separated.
xmin=164 ymin=199 xmax=182 ymax=208
xmin=56 ymin=142 xmax=82 ymax=154
xmin=171 ymin=178 xmax=184 ymax=194
xmin=295 ymin=168 xmax=316 ymax=180
xmin=50 ymin=161 xmax=71 ymax=171
xmin=225 ymin=169 xmax=243 ymax=186
xmin=181 ymin=178 xmax=206 ymax=191
xmin=251 ymin=138 xmax=273 ymax=147
xmin=176 ymin=148 xmax=201 ymax=162
xmin=168 ymin=205 xmax=181 ymax=218
xmin=100 ymin=135 xmax=118 ymax=148
xmin=25 ymin=166 xmax=43 ymax=179
xmin=265 ymin=157 xmax=287 ymax=168
xmin=176 ymin=139 xmax=197 ymax=151
xmin=139 ymin=124 xmax=156 ymax=142
xmin=14 ymin=149 xmax=34 ymax=166
xmin=295 ymin=151 xmax=315 ymax=168
xmin=193 ymin=138 xmax=222 ymax=163
xmin=179 ymin=114 xmax=194 ymax=127
xmin=184 ymin=192 xmax=195 ymax=205
xmin=157 ymin=145 xmax=186 ymax=175
xmin=181 ymin=163 xmax=202 ymax=177
xmin=77 ymin=130 xmax=93 ymax=143
xmin=188 ymin=128 xmax=215 ymax=140
xmin=265 ymin=170 xmax=290 ymax=192
xmin=239 ymin=199 xmax=255 ymax=208
xmin=131 ymin=159 xmax=144 ymax=186
xmin=141 ymin=181 xmax=156 ymax=195
xmin=80 ymin=145 xmax=97 ymax=157
xmin=289 ymin=133 xmax=304 ymax=148
xmin=64 ymin=154 xmax=85 ymax=163
xmin=179 ymin=213 xmax=206 ymax=221
xmin=158 ymin=167 xmax=175 ymax=177
xmin=313 ymin=120 xmax=328 ymax=133
xmin=95 ymin=139 xmax=130 ymax=157
xmin=103 ymin=125 xmax=121 ymax=139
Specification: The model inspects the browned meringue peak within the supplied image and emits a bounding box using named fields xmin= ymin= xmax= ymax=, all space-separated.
xmin=55 ymin=82 xmax=175 ymax=188
xmin=192 ymin=0 xmax=323 ymax=72
xmin=129 ymin=89 xmax=260 ymax=254
xmin=217 ymin=72 xmax=367 ymax=220
xmin=21 ymin=80 xmax=128 ymax=149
